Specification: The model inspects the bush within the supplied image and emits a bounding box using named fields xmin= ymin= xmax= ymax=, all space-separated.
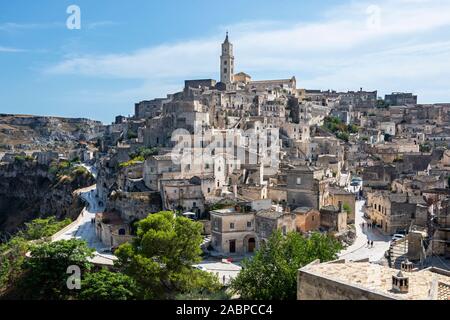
xmin=129 ymin=147 xmax=159 ymax=159
xmin=20 ymin=217 xmax=72 ymax=240
xmin=119 ymin=156 xmax=145 ymax=168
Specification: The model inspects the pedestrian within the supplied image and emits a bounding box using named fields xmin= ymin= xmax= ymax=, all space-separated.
xmin=371 ymin=240 xmax=374 ymax=247
xmin=223 ymin=275 xmax=226 ymax=285
xmin=367 ymin=240 xmax=370 ymax=247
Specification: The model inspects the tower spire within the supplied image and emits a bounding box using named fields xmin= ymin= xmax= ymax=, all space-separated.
xmin=220 ymin=31 xmax=234 ymax=84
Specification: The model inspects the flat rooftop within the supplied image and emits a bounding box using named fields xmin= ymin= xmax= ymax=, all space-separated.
xmin=301 ymin=261 xmax=450 ymax=300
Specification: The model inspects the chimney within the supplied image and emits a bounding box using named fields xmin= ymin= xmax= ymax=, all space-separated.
xmin=392 ymin=271 xmax=409 ymax=294
xmin=401 ymin=259 xmax=414 ymax=273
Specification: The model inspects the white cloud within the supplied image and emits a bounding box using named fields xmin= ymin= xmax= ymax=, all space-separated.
xmin=46 ymin=0 xmax=450 ymax=103
xmin=0 ymin=46 xmax=26 ymax=53
xmin=0 ymin=22 xmax=62 ymax=32
xmin=86 ymin=21 xmax=119 ymax=30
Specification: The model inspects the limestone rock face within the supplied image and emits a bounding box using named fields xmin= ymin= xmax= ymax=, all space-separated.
xmin=0 ymin=160 xmax=94 ymax=236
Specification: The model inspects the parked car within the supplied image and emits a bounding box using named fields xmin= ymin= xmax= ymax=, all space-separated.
xmin=391 ymin=234 xmax=405 ymax=242
xmin=193 ymin=265 xmax=207 ymax=271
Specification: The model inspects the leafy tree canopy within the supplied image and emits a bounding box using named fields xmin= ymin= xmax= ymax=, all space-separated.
xmin=19 ymin=239 xmax=94 ymax=300
xmin=80 ymin=269 xmax=137 ymax=300
xmin=115 ymin=211 xmax=220 ymax=299
xmin=230 ymin=231 xmax=342 ymax=300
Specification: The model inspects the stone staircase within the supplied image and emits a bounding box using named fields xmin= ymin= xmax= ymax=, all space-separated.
xmin=388 ymin=238 xmax=409 ymax=269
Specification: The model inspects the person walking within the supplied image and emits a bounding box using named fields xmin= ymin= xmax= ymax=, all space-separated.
xmin=371 ymin=240 xmax=374 ymax=248
xmin=367 ymin=240 xmax=370 ymax=247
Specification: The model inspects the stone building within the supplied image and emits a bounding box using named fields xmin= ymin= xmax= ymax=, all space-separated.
xmin=107 ymin=190 xmax=162 ymax=223
xmin=134 ymin=97 xmax=170 ymax=119
xmin=254 ymin=209 xmax=297 ymax=245
xmin=293 ymin=207 xmax=320 ymax=233
xmin=385 ymin=92 xmax=417 ymax=106
xmin=95 ymin=211 xmax=133 ymax=249
xmin=143 ymin=154 xmax=181 ymax=191
xmin=33 ymin=151 xmax=59 ymax=165
xmin=233 ymin=72 xmax=251 ymax=84
xmin=210 ymin=204 xmax=256 ymax=255
xmin=160 ymin=178 xmax=206 ymax=217
xmin=298 ymin=260 xmax=450 ymax=300
xmin=319 ymin=204 xmax=347 ymax=233
xmin=328 ymin=188 xmax=356 ymax=224
xmin=366 ymin=191 xmax=425 ymax=234
xmin=286 ymin=166 xmax=330 ymax=210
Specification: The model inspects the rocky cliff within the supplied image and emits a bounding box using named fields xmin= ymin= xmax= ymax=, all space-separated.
xmin=0 ymin=159 xmax=95 ymax=236
xmin=0 ymin=114 xmax=103 ymax=151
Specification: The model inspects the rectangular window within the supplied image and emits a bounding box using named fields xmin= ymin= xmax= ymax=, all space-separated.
xmin=224 ymin=68 xmax=227 ymax=74
xmin=247 ymin=221 xmax=252 ymax=228
xmin=224 ymin=61 xmax=227 ymax=65
xmin=296 ymin=177 xmax=302 ymax=185
xmin=230 ymin=223 xmax=235 ymax=229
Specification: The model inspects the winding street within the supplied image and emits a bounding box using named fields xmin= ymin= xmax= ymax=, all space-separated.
xmin=339 ymin=200 xmax=391 ymax=262
xmin=52 ymin=165 xmax=117 ymax=266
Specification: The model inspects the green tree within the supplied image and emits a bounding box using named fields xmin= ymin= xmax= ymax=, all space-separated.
xmin=0 ymin=217 xmax=73 ymax=295
xmin=336 ymin=132 xmax=349 ymax=142
xmin=115 ymin=211 xmax=220 ymax=299
xmin=0 ymin=237 xmax=29 ymax=294
xmin=347 ymin=124 xmax=359 ymax=134
xmin=79 ymin=269 xmax=137 ymax=300
xmin=20 ymin=217 xmax=72 ymax=240
xmin=230 ymin=231 xmax=342 ymax=300
xmin=19 ymin=239 xmax=94 ymax=300
xmin=129 ymin=147 xmax=159 ymax=159
xmin=343 ymin=203 xmax=351 ymax=215
xmin=127 ymin=130 xmax=138 ymax=139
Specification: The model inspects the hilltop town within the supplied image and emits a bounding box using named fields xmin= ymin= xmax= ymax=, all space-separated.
xmin=1 ymin=34 xmax=450 ymax=300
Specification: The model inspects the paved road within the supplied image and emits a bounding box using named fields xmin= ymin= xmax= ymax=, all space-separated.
xmin=52 ymin=169 xmax=116 ymax=266
xmin=194 ymin=260 xmax=242 ymax=286
xmin=339 ymin=200 xmax=391 ymax=262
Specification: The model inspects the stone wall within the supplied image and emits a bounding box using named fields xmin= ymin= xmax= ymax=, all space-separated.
xmin=108 ymin=191 xmax=162 ymax=223
xmin=298 ymin=267 xmax=393 ymax=300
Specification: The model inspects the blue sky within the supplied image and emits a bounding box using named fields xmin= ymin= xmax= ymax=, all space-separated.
xmin=1 ymin=0 xmax=450 ymax=123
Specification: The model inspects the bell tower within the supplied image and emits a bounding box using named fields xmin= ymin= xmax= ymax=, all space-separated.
xmin=220 ymin=32 xmax=234 ymax=84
